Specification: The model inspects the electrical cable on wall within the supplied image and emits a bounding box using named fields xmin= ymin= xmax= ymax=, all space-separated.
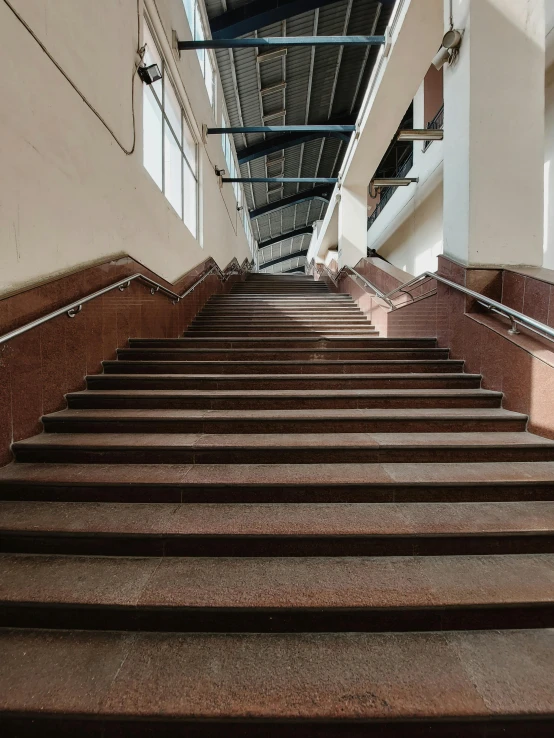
xmin=3 ymin=0 xmax=143 ymax=155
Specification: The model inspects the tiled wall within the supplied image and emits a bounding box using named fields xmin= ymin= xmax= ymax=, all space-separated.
xmin=335 ymin=254 xmax=554 ymax=440
xmin=502 ymin=271 xmax=554 ymax=328
xmin=0 ymin=256 xmax=246 ymax=466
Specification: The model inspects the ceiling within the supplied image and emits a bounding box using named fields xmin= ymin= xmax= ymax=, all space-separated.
xmin=204 ymin=0 xmax=394 ymax=272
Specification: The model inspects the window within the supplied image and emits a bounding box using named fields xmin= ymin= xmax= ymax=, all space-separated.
xmin=143 ymin=22 xmax=198 ymax=238
xmin=182 ymin=0 xmax=215 ymax=105
xmin=221 ymin=111 xmax=256 ymax=254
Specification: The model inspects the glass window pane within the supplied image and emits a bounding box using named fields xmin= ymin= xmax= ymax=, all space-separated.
xmin=143 ymin=24 xmax=162 ymax=99
xmin=205 ymin=55 xmax=214 ymax=105
xmin=182 ymin=0 xmax=195 ymax=31
xmin=183 ymin=160 xmax=197 ymax=237
xmin=195 ymin=3 xmax=205 ymax=40
xmin=164 ymin=127 xmax=183 ymax=217
xmin=164 ymin=80 xmax=182 ymax=145
xmin=143 ymin=85 xmax=162 ymax=189
xmin=182 ymin=114 xmax=196 ymax=170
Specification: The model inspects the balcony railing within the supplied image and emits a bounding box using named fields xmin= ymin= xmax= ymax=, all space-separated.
xmin=367 ymin=148 xmax=414 ymax=230
xmin=423 ymin=104 xmax=444 ymax=152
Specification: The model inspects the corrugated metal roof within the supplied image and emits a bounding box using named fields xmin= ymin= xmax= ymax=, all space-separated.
xmin=205 ymin=0 xmax=393 ymax=271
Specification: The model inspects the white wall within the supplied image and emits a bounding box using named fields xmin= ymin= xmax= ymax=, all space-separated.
xmin=375 ymin=184 xmax=443 ymax=275
xmin=0 ymin=0 xmax=251 ymax=296
xmin=367 ymin=80 xmax=444 ymax=275
xmin=544 ymin=1 xmax=554 ymax=268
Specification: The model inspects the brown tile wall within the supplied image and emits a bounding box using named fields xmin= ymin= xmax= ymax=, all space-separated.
xmin=336 ymin=254 xmax=554 ymax=439
xmin=502 ymin=270 xmax=554 ymax=329
xmin=0 ymin=256 xmax=247 ymax=466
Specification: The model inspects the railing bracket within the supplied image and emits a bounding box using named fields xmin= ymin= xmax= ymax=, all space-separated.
xmin=67 ymin=305 xmax=82 ymax=319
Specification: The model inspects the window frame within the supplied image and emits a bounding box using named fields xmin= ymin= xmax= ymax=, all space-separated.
xmin=142 ymin=17 xmax=199 ymax=239
xmin=182 ymin=0 xmax=216 ymax=108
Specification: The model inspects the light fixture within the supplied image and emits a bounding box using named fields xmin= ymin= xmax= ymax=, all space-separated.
xmin=138 ymin=64 xmax=162 ymax=85
xmin=215 ymin=166 xmax=226 ymax=177
xmin=397 ymin=129 xmax=444 ymax=142
xmin=372 ymin=178 xmax=419 ymax=187
xmin=432 ymin=28 xmax=462 ymax=70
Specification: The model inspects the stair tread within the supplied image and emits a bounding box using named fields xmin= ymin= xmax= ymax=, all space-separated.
xmin=2 ymin=461 xmax=554 ymax=486
xmin=129 ymin=337 xmax=437 ymax=342
xmin=89 ymin=372 xmax=478 ymax=379
xmin=0 ymin=628 xmax=553 ymax=720
xmin=1 ymin=553 xmax=553 ymax=609
xmin=70 ymin=388 xmax=501 ymax=398
xmin=13 ymin=431 xmax=553 ymax=450
xmin=107 ymin=360 xmax=461 ymax=366
xmin=46 ymin=407 xmax=526 ymax=421
xmin=2 ymin=501 xmax=553 ymax=536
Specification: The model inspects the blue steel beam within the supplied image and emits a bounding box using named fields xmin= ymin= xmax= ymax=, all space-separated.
xmin=258 ymin=226 xmax=314 ymax=249
xmin=208 ymin=125 xmax=355 ymax=134
xmin=210 ymin=0 xmax=344 ymax=40
xmin=261 ymin=249 xmax=309 ymax=269
xmin=237 ymin=131 xmax=351 ymax=165
xmin=178 ymin=36 xmax=386 ymax=50
xmin=283 ymin=267 xmax=307 ymax=273
xmin=249 ymin=185 xmax=332 ymax=219
xmin=222 ymin=177 xmax=337 ymax=183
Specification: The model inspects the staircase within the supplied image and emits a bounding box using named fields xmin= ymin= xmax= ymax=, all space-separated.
xmin=1 ymin=272 xmax=554 ymax=735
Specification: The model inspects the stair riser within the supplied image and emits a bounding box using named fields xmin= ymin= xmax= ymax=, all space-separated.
xmin=2 ymin=481 xmax=553 ymax=504
xmin=192 ymin=320 xmax=371 ymax=326
xmin=129 ymin=339 xmax=438 ymax=349
xmin=42 ymin=418 xmax=526 ymax=434
xmin=86 ymin=377 xmax=482 ymax=390
xmin=103 ymin=362 xmax=464 ymax=375
xmin=184 ymin=331 xmax=379 ymax=337
xmin=3 ymin=532 xmax=553 ymax=558
xmin=201 ymin=310 xmax=363 ymax=315
xmin=116 ymin=351 xmax=450 ymax=362
xmin=2 ymin=717 xmax=553 ymax=738
xmin=192 ymin=314 xmax=369 ymax=327
xmin=67 ymin=395 xmax=503 ymax=410
xmin=1 ymin=603 xmax=552 ymax=633
xmin=12 ymin=447 xmax=554 ymax=465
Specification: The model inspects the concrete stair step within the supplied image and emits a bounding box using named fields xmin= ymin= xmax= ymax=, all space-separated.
xmin=86 ymin=372 xmax=483 ymax=390
xmin=184 ymin=330 xmax=380 ymax=337
xmin=1 ymin=553 xmax=553 ymax=631
xmin=67 ymin=388 xmax=504 ymax=410
xmin=1 ymin=628 xmax=553 ymax=734
xmin=116 ymin=348 xmax=451 ymax=362
xmin=102 ymin=360 xmax=464 ymax=375
xmin=2 ymin=501 xmax=553 ymax=556
xmin=42 ymin=408 xmax=527 ymax=435
xmin=2 ymin=460 xmax=554 ymax=502
xmin=129 ymin=337 xmax=439 ymax=348
xmin=10 ymin=431 xmax=554 ymax=465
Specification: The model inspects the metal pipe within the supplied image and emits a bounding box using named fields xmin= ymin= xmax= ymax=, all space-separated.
xmin=178 ymin=36 xmax=386 ymax=50
xmin=0 ymin=262 xmax=252 ymax=346
xmin=208 ymin=125 xmax=356 ymax=134
xmin=385 ymin=272 xmax=554 ymax=343
xmin=222 ymin=177 xmax=338 ymax=183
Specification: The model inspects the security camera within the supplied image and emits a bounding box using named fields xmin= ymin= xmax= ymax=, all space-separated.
xmin=432 ymin=29 xmax=462 ymax=70
xmin=432 ymin=46 xmax=451 ymax=71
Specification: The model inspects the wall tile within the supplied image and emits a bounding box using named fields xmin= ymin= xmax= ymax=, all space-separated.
xmin=522 ymin=277 xmax=550 ymax=324
xmin=502 ymin=272 xmax=525 ymax=313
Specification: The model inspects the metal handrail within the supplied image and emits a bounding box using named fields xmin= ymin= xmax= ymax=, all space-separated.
xmin=384 ymin=271 xmax=554 ymax=343
xmin=0 ymin=259 xmax=252 ymax=346
xmin=313 ymin=262 xmax=395 ymax=309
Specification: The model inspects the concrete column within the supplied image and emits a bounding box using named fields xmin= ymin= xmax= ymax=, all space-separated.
xmin=338 ymin=185 xmax=368 ymax=267
xmin=443 ymin=0 xmax=544 ymax=266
